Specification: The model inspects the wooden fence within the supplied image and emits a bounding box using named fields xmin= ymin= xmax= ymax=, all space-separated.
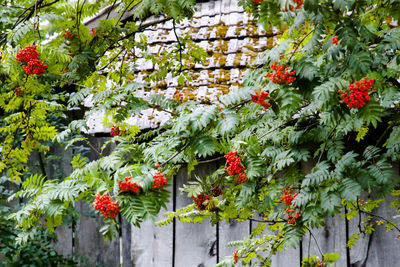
xmin=43 ymin=137 xmax=400 ymax=266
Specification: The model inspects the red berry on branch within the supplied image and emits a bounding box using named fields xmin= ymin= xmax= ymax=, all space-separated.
xmin=265 ymin=63 xmax=296 ymax=84
xmin=250 ymin=90 xmax=271 ymax=109
xmin=152 ymin=171 xmax=167 ymax=189
xmin=93 ymin=193 xmax=120 ymax=218
xmin=225 ymin=151 xmax=248 ymax=184
xmin=233 ymin=250 xmax=239 ymax=263
xmin=62 ymin=29 xmax=74 ymax=39
xmin=119 ymin=176 xmax=141 ymax=193
xmin=332 ymin=35 xmax=339 ymax=44
xmin=110 ymin=126 xmax=120 ymax=136
xmin=192 ymin=194 xmax=217 ymax=211
xmin=339 ymin=77 xmax=374 ymax=108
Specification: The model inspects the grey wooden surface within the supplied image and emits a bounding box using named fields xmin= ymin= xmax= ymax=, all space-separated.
xmin=218 ymin=220 xmax=249 ymax=262
xmin=175 ymin=164 xmax=218 ymax=267
xmin=301 ymin=212 xmax=347 ymax=267
xmin=75 ymin=201 xmax=120 ymax=266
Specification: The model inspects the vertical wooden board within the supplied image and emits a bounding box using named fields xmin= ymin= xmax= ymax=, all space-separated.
xmin=218 ymin=219 xmax=250 ymax=263
xmin=121 ymin=218 xmax=132 ymax=267
xmin=271 ymin=246 xmax=300 ymax=267
xmin=348 ymin=196 xmax=400 ymax=267
xmin=75 ymin=201 xmax=119 ymax=266
xmin=130 ymin=198 xmax=173 ymax=267
xmin=175 ymin=163 xmax=217 ymax=267
xmin=47 ymin=145 xmax=74 ymax=256
xmin=301 ymin=212 xmax=347 ymax=266
xmin=53 ymin=224 xmax=73 ymax=258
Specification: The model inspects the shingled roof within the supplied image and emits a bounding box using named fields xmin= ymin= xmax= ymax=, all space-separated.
xmin=86 ymin=0 xmax=279 ymax=133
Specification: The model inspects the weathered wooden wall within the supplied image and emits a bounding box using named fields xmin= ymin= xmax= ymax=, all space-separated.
xmin=42 ymin=138 xmax=400 ymax=266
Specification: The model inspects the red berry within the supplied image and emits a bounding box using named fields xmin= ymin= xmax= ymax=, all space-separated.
xmin=192 ymin=194 xmax=216 ymax=211
xmin=250 ymin=91 xmax=271 ymax=109
xmin=110 ymin=126 xmax=120 ymax=136
xmin=93 ymin=193 xmax=119 ymax=218
xmin=62 ymin=29 xmax=74 ymax=39
xmin=225 ymin=152 xmax=248 ymax=184
xmin=16 ymin=45 xmax=47 ymax=76
xmin=265 ymin=63 xmax=296 ymax=84
xmin=339 ymin=77 xmax=374 ymax=109
xmin=152 ymin=171 xmax=167 ymax=189
xmin=332 ymin=36 xmax=339 ymax=44
xmin=118 ymin=176 xmax=141 ymax=193
xmin=233 ymin=250 xmax=239 ymax=263
xmin=154 ymin=163 xmax=160 ymax=168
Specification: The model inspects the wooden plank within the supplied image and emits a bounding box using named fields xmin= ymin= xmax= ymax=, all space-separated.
xmin=218 ymin=219 xmax=249 ymax=263
xmin=75 ymin=201 xmax=120 ymax=266
xmin=53 ymin=223 xmax=73 ymax=258
xmin=130 ymin=199 xmax=173 ymax=266
xmin=301 ymin=212 xmax=347 ymax=266
xmin=175 ymin=163 xmax=217 ymax=267
xmin=271 ymin=244 xmax=300 ymax=267
xmin=121 ymin=217 xmax=132 ymax=267
xmin=45 ymin=145 xmax=74 ymax=256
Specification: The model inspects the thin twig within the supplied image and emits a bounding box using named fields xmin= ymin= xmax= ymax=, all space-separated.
xmin=173 ymin=19 xmax=183 ymax=73
xmin=160 ymin=143 xmax=189 ymax=167
xmin=86 ymin=140 xmax=102 ymax=156
xmin=361 ymin=210 xmax=400 ymax=233
xmin=197 ymin=155 xmax=225 ymax=164
xmin=288 ymin=27 xmax=316 ymax=63
xmin=107 ymin=0 xmax=118 ymax=20
xmin=305 ymin=225 xmax=324 ymax=258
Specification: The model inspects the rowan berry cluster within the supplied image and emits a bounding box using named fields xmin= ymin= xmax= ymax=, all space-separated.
xmin=16 ymin=45 xmax=48 ymax=76
xmin=281 ymin=188 xmax=301 ymax=224
xmin=93 ymin=193 xmax=120 ymax=218
xmin=14 ymin=87 xmax=23 ymax=97
xmin=282 ymin=0 xmax=303 ymax=11
xmin=293 ymin=0 xmax=304 ymax=9
xmin=217 ymin=106 xmax=225 ymax=119
xmin=280 ymin=188 xmax=298 ymax=205
xmin=173 ymin=90 xmax=184 ymax=102
xmin=250 ymin=91 xmax=271 ymax=109
xmin=24 ymin=59 xmax=48 ymax=76
xmin=211 ymin=185 xmax=223 ymax=197
xmin=332 ymin=36 xmax=339 ymax=44
xmin=90 ymin=28 xmax=96 ymax=36
xmin=110 ymin=126 xmax=120 ymax=136
xmin=118 ymin=176 xmax=141 ymax=193
xmin=192 ymin=194 xmax=216 ymax=211
xmin=16 ymin=46 xmax=39 ymax=62
xmin=152 ymin=171 xmax=167 ymax=189
xmin=62 ymin=30 xmax=74 ymax=39
xmin=316 ymin=261 xmax=327 ymax=267
xmin=265 ymin=63 xmax=296 ymax=84
xmin=225 ymin=151 xmax=248 ymax=184
xmin=233 ymin=250 xmax=239 ymax=263
xmin=338 ymin=77 xmax=374 ymax=108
